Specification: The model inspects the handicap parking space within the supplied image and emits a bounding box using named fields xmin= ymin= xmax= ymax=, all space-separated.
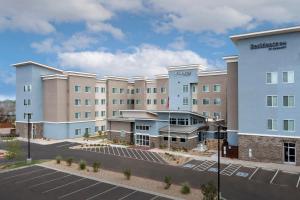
xmin=82 ymin=145 xmax=167 ymax=165
xmin=182 ymin=159 xmax=204 ymax=169
xmin=0 ymin=165 xmax=174 ymax=200
xmin=234 ymin=166 xmax=257 ymax=178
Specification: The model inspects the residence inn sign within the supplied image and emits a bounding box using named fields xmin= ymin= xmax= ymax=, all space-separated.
xmin=250 ymin=41 xmax=287 ymax=51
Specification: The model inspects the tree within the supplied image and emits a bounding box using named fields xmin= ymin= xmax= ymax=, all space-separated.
xmin=83 ymin=132 xmax=90 ymax=140
xmin=201 ymin=181 xmax=217 ymax=200
xmin=5 ymin=140 xmax=22 ymax=160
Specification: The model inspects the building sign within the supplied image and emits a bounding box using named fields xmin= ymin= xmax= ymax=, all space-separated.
xmin=250 ymin=41 xmax=287 ymax=51
xmin=175 ymin=71 xmax=191 ymax=76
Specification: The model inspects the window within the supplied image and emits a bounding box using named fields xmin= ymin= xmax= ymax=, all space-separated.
xmin=95 ymin=99 xmax=99 ymax=105
xmin=267 ymin=96 xmax=278 ymax=107
xmin=95 ymin=126 xmax=99 ymax=132
xmin=75 ymin=112 xmax=81 ymax=119
xmin=75 ymin=85 xmax=81 ymax=92
xmin=202 ymin=85 xmax=209 ymax=92
xmin=135 ymin=134 xmax=150 ymax=146
xmin=183 ymin=85 xmax=188 ymax=93
xmin=120 ymin=99 xmax=125 ymax=104
xmin=202 ymin=112 xmax=209 ymax=117
xmin=101 ymin=125 xmax=106 ymax=131
xmin=112 ymin=99 xmax=118 ymax=104
xmin=24 ymin=99 xmax=27 ymax=106
xmin=283 ymin=96 xmax=295 ymax=107
xmin=171 ymin=137 xmax=177 ymax=142
xmin=85 ymin=112 xmax=91 ymax=118
xmin=266 ymin=72 xmax=278 ymax=84
xmin=101 ymin=111 xmax=106 ymax=117
xmin=147 ymin=88 xmax=151 ymax=93
xmin=180 ymin=138 xmax=186 ymax=143
xmin=85 ymin=86 xmax=91 ymax=92
xmin=27 ymin=99 xmax=31 ymax=106
xmin=178 ymin=118 xmax=188 ymax=125
xmin=95 ymin=111 xmax=99 ymax=117
xmin=283 ymin=120 xmax=295 ymax=132
xmin=112 ymin=88 xmax=117 ymax=93
xmin=85 ymin=99 xmax=91 ymax=106
xmin=183 ymin=97 xmax=188 ymax=105
xmin=147 ymin=99 xmax=151 ymax=104
xmin=135 ymin=88 xmax=140 ymax=93
xmin=161 ymin=87 xmax=166 ymax=93
xmin=153 ymin=88 xmax=157 ymax=93
xmin=213 ymin=98 xmax=221 ymax=105
xmin=163 ymin=137 xmax=168 ymax=141
xmin=112 ymin=111 xmax=117 ymax=116
xmin=75 ymin=129 xmax=81 ymax=135
xmin=192 ymin=99 xmax=197 ymax=105
xmin=283 ymin=71 xmax=294 ymax=83
xmin=131 ymin=89 xmax=135 ymax=94
xmin=161 ymin=99 xmax=166 ymax=105
xmin=267 ymin=119 xmax=277 ymax=131
xmin=203 ymin=98 xmax=210 ymax=105
xmin=213 ymin=112 xmax=221 ymax=119
xmin=213 ymin=84 xmax=221 ymax=92
xmin=153 ymin=99 xmax=157 ymax=104
xmin=192 ymin=84 xmax=197 ymax=93
xmin=101 ymin=87 xmax=106 ymax=93
xmin=85 ymin=128 xmax=91 ymax=134
xmin=24 ymin=85 xmax=32 ymax=92
xmin=136 ymin=125 xmax=150 ymax=131
xmin=101 ymin=99 xmax=106 ymax=105
xmin=120 ymin=88 xmax=124 ymax=94
xmin=284 ymin=142 xmax=296 ymax=163
xmin=75 ymin=99 xmax=81 ymax=106
xmin=135 ymin=99 xmax=140 ymax=104
xmin=95 ymin=87 xmax=99 ymax=93
xmin=170 ymin=118 xmax=176 ymax=124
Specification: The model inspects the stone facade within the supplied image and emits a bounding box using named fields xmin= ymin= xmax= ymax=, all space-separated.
xmin=107 ymin=131 xmax=133 ymax=145
xmin=149 ymin=136 xmax=160 ymax=148
xmin=239 ymin=135 xmax=300 ymax=166
xmin=160 ymin=136 xmax=198 ymax=150
xmin=16 ymin=122 xmax=43 ymax=138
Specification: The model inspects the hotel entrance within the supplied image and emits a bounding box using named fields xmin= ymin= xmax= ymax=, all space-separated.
xmin=284 ymin=142 xmax=296 ymax=164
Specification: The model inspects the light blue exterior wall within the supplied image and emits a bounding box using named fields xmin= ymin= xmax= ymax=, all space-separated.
xmin=44 ymin=121 xmax=95 ymax=139
xmin=236 ymin=32 xmax=300 ymax=137
xmin=16 ymin=65 xmax=60 ymax=122
xmin=168 ymin=69 xmax=198 ymax=111
xmin=135 ymin=120 xmax=163 ymax=136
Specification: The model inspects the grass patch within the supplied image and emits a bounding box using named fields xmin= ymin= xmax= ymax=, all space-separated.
xmin=0 ymin=159 xmax=48 ymax=170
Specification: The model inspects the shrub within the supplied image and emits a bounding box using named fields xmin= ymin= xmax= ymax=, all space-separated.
xmin=83 ymin=132 xmax=90 ymax=140
xmin=181 ymin=183 xmax=191 ymax=194
xmin=164 ymin=176 xmax=172 ymax=189
xmin=123 ymin=168 xmax=131 ymax=180
xmin=66 ymin=158 xmax=73 ymax=166
xmin=201 ymin=181 xmax=217 ymax=200
xmin=56 ymin=155 xmax=62 ymax=164
xmin=93 ymin=161 xmax=101 ymax=172
xmin=5 ymin=140 xmax=22 ymax=160
xmin=79 ymin=160 xmax=86 ymax=170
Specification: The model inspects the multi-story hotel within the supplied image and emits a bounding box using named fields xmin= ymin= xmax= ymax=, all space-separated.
xmin=14 ymin=62 xmax=227 ymax=150
xmin=14 ymin=26 xmax=300 ymax=165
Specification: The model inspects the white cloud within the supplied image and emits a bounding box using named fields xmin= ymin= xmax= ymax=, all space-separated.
xmin=168 ymin=37 xmax=186 ymax=50
xmin=148 ymin=0 xmax=300 ymax=33
xmin=0 ymin=94 xmax=15 ymax=101
xmin=31 ymin=33 xmax=98 ymax=53
xmin=58 ymin=44 xmax=208 ymax=77
xmin=86 ymin=22 xmax=125 ymax=40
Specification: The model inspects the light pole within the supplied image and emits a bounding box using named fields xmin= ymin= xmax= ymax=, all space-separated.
xmin=24 ymin=113 xmax=32 ymax=163
xmin=217 ymin=124 xmax=227 ymax=200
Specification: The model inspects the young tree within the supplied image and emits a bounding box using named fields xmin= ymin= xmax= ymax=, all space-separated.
xmin=83 ymin=132 xmax=90 ymax=141
xmin=201 ymin=181 xmax=217 ymax=200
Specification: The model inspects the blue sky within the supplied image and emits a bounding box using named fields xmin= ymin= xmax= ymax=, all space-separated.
xmin=0 ymin=0 xmax=298 ymax=100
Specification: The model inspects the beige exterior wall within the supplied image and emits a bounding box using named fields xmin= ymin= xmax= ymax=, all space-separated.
xmin=156 ymin=77 xmax=169 ymax=110
xmin=133 ymin=79 xmax=147 ymax=110
xmin=197 ymin=74 xmax=227 ymax=121
xmin=68 ymin=75 xmax=96 ymax=121
xmin=145 ymin=81 xmax=158 ymax=110
xmin=43 ymin=78 xmax=68 ymax=122
xmin=95 ymin=80 xmax=107 ymax=131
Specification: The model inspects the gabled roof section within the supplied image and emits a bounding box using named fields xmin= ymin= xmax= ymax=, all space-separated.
xmin=12 ymin=61 xmax=64 ymax=73
xmin=230 ymin=26 xmax=300 ymax=42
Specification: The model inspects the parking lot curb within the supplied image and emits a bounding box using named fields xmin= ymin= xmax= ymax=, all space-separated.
xmin=37 ymin=163 xmax=184 ymax=200
xmin=0 ymin=164 xmax=33 ymax=174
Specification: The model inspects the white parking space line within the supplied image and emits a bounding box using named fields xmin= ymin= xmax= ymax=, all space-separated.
xmin=133 ymin=149 xmax=143 ymax=160
xmin=120 ymin=147 xmax=126 ymax=157
xmin=111 ymin=146 xmax=116 ymax=155
xmin=58 ymin=182 xmax=101 ymax=199
xmin=127 ymin=148 xmax=138 ymax=159
xmin=16 ymin=171 xmax=59 ymax=184
xmin=139 ymin=150 xmax=151 ymax=161
xmin=249 ymin=167 xmax=259 ymax=180
xmin=149 ymin=196 xmax=159 ymax=200
xmin=144 ymin=151 xmax=156 ymax=162
xmin=1 ymin=168 xmax=48 ymax=181
xmin=107 ymin=146 xmax=111 ymax=154
xmin=115 ymin=147 xmax=121 ymax=156
xmin=149 ymin=152 xmax=162 ymax=163
xmin=270 ymin=169 xmax=279 ymax=184
xmin=296 ymin=175 xmax=300 ymax=188
xmin=42 ymin=178 xmax=86 ymax=194
xmin=103 ymin=146 xmax=106 ymax=154
xmin=221 ymin=164 xmax=241 ymax=176
xmin=85 ymin=186 xmax=118 ymax=200
xmin=194 ymin=160 xmax=216 ymax=171
xmin=29 ymin=174 xmax=72 ymax=189
xmin=117 ymin=190 xmax=137 ymax=200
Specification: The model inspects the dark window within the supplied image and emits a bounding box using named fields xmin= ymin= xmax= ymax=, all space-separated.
xmin=163 ymin=137 xmax=168 ymax=141
xmin=172 ymin=137 xmax=177 ymax=142
xmin=180 ymin=138 xmax=186 ymax=142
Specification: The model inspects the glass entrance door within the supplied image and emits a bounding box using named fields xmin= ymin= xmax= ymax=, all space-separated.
xmin=284 ymin=143 xmax=296 ymax=164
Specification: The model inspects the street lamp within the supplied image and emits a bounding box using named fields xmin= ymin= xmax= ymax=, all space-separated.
xmin=217 ymin=124 xmax=227 ymax=200
xmin=24 ymin=113 xmax=32 ymax=164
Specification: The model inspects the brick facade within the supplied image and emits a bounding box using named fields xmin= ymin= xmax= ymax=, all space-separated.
xmin=239 ymin=134 xmax=300 ymax=166
xmin=16 ymin=122 xmax=43 ymax=138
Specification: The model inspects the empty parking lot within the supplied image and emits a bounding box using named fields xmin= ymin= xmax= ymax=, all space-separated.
xmin=0 ymin=165 xmax=176 ymax=200
xmin=182 ymin=159 xmax=300 ymax=188
xmin=80 ymin=145 xmax=167 ymax=165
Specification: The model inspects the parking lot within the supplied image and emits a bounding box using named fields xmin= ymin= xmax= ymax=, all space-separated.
xmin=80 ymin=145 xmax=167 ymax=165
xmin=182 ymin=159 xmax=300 ymax=188
xmin=0 ymin=165 xmax=175 ymax=200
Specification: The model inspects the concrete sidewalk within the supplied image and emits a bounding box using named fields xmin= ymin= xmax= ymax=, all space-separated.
xmin=151 ymin=148 xmax=300 ymax=173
